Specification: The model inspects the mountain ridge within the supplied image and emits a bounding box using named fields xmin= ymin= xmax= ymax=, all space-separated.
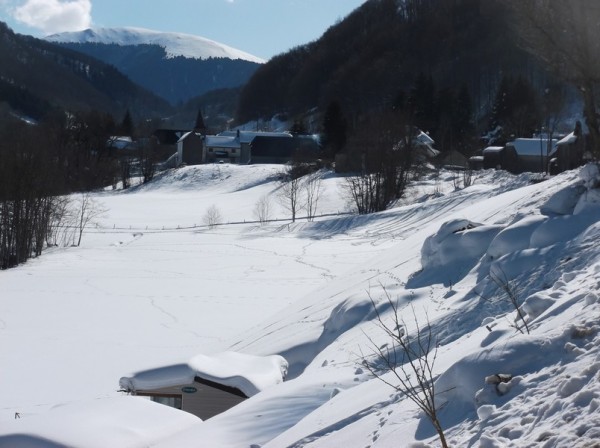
xmin=46 ymin=27 xmax=264 ymax=105
xmin=0 ymin=21 xmax=172 ymax=120
xmin=46 ymin=27 xmax=266 ymax=64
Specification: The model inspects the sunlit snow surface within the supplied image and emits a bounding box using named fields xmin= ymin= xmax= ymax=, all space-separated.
xmin=1 ymin=164 xmax=599 ymax=447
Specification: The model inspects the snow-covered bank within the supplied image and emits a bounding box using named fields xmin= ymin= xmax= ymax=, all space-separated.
xmin=1 ymin=165 xmax=598 ymax=447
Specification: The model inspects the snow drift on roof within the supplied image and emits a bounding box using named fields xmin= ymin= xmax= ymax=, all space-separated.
xmin=507 ymin=138 xmax=557 ymax=156
xmin=120 ymin=352 xmax=288 ymax=397
xmin=218 ymin=130 xmax=293 ymax=144
xmin=46 ymin=27 xmax=265 ymax=63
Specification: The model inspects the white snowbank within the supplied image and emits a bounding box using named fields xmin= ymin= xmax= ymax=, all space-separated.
xmin=421 ymin=219 xmax=503 ymax=268
xmin=486 ymin=215 xmax=547 ymax=260
xmin=0 ymin=397 xmax=199 ymax=448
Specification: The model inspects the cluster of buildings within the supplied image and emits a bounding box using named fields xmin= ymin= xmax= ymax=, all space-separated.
xmin=174 ymin=129 xmax=320 ymax=166
xmin=476 ymin=123 xmax=588 ymax=175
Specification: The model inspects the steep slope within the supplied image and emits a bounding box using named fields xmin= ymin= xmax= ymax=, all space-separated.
xmin=0 ymin=22 xmax=172 ymax=120
xmin=47 ymin=27 xmax=264 ymax=105
xmin=236 ymin=0 xmax=543 ymax=123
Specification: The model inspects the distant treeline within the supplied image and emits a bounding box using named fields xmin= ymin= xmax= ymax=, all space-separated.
xmin=0 ymin=109 xmax=130 ymax=269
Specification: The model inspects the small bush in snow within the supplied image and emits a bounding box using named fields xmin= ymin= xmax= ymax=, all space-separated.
xmin=203 ymin=205 xmax=222 ymax=229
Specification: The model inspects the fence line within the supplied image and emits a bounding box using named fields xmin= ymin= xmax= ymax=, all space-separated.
xmin=51 ymin=211 xmax=355 ymax=234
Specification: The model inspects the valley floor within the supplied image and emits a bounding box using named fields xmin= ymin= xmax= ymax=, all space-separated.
xmin=0 ymin=165 xmax=599 ymax=447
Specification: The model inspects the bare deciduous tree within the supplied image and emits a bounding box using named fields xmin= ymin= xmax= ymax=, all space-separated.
xmin=74 ymin=193 xmax=107 ymax=247
xmin=47 ymin=196 xmax=74 ymax=247
xmin=363 ymin=288 xmax=449 ymax=448
xmin=304 ymin=172 xmax=323 ymax=221
xmin=344 ymin=112 xmax=417 ymax=214
xmin=278 ymin=168 xmax=305 ymax=222
xmin=138 ymin=138 xmax=159 ymax=184
xmin=253 ymin=195 xmax=272 ymax=225
xmin=203 ymin=204 xmax=222 ymax=229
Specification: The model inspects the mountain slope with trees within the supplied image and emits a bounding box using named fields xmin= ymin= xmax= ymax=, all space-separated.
xmin=236 ymin=0 xmax=556 ymax=137
xmin=0 ymin=22 xmax=172 ymax=121
xmin=47 ymin=28 xmax=264 ymax=105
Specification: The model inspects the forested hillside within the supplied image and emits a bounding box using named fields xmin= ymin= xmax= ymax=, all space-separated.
xmin=0 ymin=22 xmax=172 ymax=121
xmin=236 ymin=0 xmax=553 ymax=130
xmin=55 ymin=42 xmax=261 ymax=105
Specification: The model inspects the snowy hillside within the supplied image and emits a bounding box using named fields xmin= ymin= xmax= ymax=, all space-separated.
xmin=46 ymin=27 xmax=265 ymax=63
xmin=1 ymin=165 xmax=599 ymax=447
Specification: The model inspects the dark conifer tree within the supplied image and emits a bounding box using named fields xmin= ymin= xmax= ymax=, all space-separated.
xmin=408 ymin=72 xmax=436 ymax=134
xmin=453 ymin=84 xmax=475 ymax=153
xmin=290 ymin=119 xmax=308 ymax=136
xmin=119 ymin=109 xmax=133 ymax=136
xmin=321 ymin=101 xmax=347 ymax=158
xmin=194 ymin=109 xmax=206 ymax=133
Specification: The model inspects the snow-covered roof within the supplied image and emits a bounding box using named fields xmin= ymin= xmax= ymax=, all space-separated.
xmin=483 ymin=146 xmax=505 ymax=153
xmin=120 ymin=352 xmax=288 ymax=398
xmin=507 ymin=138 xmax=557 ymax=156
xmin=108 ymin=136 xmax=136 ymax=150
xmin=557 ymin=132 xmax=578 ymax=146
xmin=414 ymin=130 xmax=435 ymax=146
xmin=205 ymin=135 xmax=240 ymax=149
xmin=218 ymin=130 xmax=293 ymax=145
xmin=46 ymin=27 xmax=265 ymax=64
xmin=548 ymin=132 xmax=578 ymax=156
xmin=177 ymin=132 xmax=203 ymax=144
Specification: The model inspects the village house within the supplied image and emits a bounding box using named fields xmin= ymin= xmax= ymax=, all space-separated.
xmin=176 ymin=130 xmax=315 ymax=166
xmin=549 ymin=122 xmax=587 ymax=174
xmin=483 ymin=137 xmax=558 ymax=173
xmin=119 ymin=351 xmax=288 ymax=420
xmin=482 ymin=146 xmax=517 ymax=172
xmin=177 ymin=131 xmax=205 ymax=166
xmin=434 ymin=148 xmax=470 ymax=170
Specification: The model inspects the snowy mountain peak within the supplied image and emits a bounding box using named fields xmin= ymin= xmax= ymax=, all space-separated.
xmin=45 ymin=27 xmax=266 ymax=63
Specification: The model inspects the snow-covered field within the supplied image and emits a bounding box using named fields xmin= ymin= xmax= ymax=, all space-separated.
xmin=1 ymin=164 xmax=599 ymax=447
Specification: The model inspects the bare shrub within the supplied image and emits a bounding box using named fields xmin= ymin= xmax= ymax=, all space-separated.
xmin=278 ymin=168 xmax=305 ymax=222
xmin=463 ymin=168 xmax=474 ymax=188
xmin=203 ymin=204 xmax=222 ymax=229
xmin=73 ymin=193 xmax=108 ymax=247
xmin=363 ymin=288 xmax=449 ymax=448
xmin=253 ymin=195 xmax=272 ymax=225
xmin=489 ymin=268 xmax=530 ymax=335
xmin=304 ymin=172 xmax=323 ymax=221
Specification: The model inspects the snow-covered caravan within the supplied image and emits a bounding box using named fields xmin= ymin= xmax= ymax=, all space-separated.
xmin=119 ymin=352 xmax=288 ymax=420
xmin=177 ymin=131 xmax=205 ymax=166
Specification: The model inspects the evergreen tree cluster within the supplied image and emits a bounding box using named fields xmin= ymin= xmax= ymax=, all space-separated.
xmin=236 ymin=0 xmax=537 ymax=134
xmin=488 ymin=75 xmax=540 ymax=145
xmin=398 ymin=73 xmax=475 ymax=154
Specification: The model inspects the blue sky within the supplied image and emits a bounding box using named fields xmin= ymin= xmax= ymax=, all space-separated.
xmin=0 ymin=0 xmax=367 ymax=59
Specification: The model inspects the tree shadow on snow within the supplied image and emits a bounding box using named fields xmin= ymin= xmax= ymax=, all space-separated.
xmin=0 ymin=434 xmax=66 ymax=448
